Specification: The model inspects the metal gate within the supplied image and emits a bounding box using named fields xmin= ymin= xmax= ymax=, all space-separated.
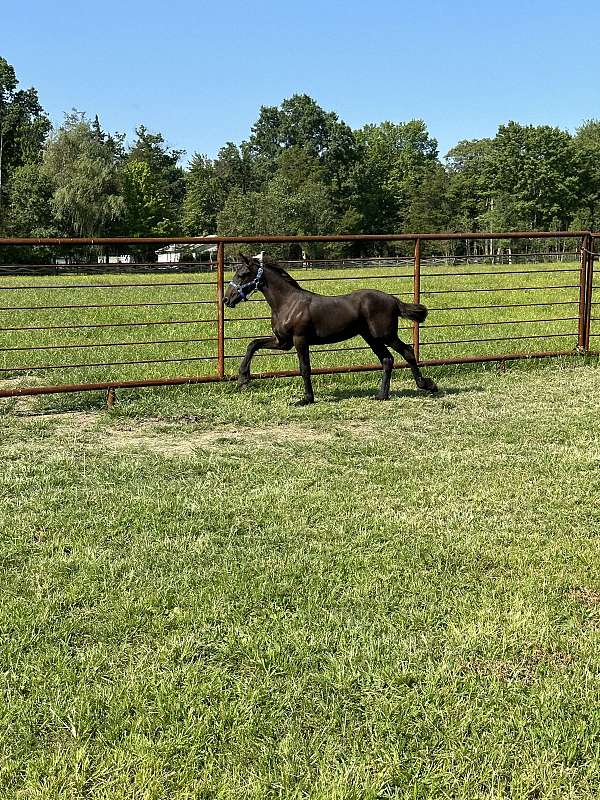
xmin=0 ymin=231 xmax=595 ymax=401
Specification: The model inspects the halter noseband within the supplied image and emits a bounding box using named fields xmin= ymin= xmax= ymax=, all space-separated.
xmin=229 ymin=257 xmax=265 ymax=301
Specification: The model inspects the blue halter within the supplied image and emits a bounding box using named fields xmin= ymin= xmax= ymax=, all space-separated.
xmin=229 ymin=264 xmax=265 ymax=301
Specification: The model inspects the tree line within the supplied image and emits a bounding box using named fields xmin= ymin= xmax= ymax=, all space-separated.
xmin=1 ymin=56 xmax=599 ymax=259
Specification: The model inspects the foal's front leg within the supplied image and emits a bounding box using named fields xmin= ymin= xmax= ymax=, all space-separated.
xmin=293 ymin=336 xmax=314 ymax=405
xmin=238 ymin=335 xmax=290 ymax=387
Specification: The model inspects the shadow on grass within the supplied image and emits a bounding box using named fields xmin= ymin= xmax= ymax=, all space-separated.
xmin=4 ymin=376 xmax=487 ymax=417
xmin=5 ymin=390 xmax=109 ymax=417
xmin=328 ymin=384 xmax=485 ymax=401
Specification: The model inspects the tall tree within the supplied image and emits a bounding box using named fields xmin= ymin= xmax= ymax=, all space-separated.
xmin=42 ymin=111 xmax=125 ymax=236
xmin=489 ymin=122 xmax=581 ymax=230
xmin=249 ymin=94 xmax=359 ymax=196
xmin=0 ymin=57 xmax=51 ymax=221
xmin=181 ymin=142 xmax=262 ymax=235
xmin=182 ymin=153 xmax=225 ymax=235
xmin=213 ymin=141 xmax=260 ymax=195
xmin=354 ymin=120 xmax=440 ymax=233
xmin=406 ymin=162 xmax=452 ymax=233
xmin=127 ymin=125 xmax=185 ymax=229
xmin=120 ymin=160 xmax=173 ymax=237
xmin=4 ymin=162 xmax=57 ymax=236
xmin=217 ymin=174 xmax=336 ymax=257
xmin=573 ymin=119 xmax=600 ymax=230
xmin=445 ymin=138 xmax=495 ymax=231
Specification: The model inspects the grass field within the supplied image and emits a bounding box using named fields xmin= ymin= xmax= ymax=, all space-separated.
xmin=1 ymin=357 xmax=600 ymax=799
xmin=0 ymin=260 xmax=587 ymax=394
xmin=2 ymin=262 xmax=600 ymax=798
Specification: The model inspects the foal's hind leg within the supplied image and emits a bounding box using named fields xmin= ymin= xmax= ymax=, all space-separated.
xmin=388 ymin=336 xmax=438 ymax=392
xmin=238 ymin=336 xmax=291 ymax=387
xmin=364 ymin=336 xmax=395 ymax=400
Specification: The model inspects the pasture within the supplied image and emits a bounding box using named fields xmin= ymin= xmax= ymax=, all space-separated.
xmin=0 ymin=259 xmax=586 ymax=392
xmin=1 ymin=261 xmax=600 ymax=799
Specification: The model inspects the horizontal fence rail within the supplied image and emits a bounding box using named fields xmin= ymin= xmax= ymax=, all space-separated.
xmin=0 ymin=231 xmax=596 ymax=400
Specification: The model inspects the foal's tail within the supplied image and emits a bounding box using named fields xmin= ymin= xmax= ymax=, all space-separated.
xmin=396 ymin=299 xmax=428 ymax=323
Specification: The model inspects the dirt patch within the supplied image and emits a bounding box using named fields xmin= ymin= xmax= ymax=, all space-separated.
xmin=103 ymin=423 xmax=337 ymax=456
xmin=571 ymin=587 xmax=600 ymax=607
xmin=3 ymin=408 xmax=384 ymax=459
xmin=0 ymin=378 xmax=46 ymax=414
xmin=461 ymin=648 xmax=573 ymax=684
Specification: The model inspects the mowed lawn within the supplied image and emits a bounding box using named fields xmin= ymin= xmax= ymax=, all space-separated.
xmin=1 ymin=357 xmax=600 ymax=799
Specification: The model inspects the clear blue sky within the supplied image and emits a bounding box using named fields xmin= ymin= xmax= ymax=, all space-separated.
xmin=4 ymin=0 xmax=600 ymax=162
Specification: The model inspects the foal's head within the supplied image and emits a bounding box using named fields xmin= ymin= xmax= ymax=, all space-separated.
xmin=224 ymin=253 xmax=265 ymax=308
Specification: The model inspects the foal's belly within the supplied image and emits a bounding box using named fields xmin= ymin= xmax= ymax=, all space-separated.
xmin=308 ymin=326 xmax=363 ymax=345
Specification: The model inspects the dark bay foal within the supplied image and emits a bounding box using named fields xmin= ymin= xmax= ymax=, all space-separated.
xmin=223 ymin=254 xmax=438 ymax=405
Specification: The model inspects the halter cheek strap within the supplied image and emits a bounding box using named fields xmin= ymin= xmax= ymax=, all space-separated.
xmin=229 ymin=264 xmax=265 ymax=301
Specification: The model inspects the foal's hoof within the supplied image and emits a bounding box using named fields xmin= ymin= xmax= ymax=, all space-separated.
xmin=374 ymin=394 xmax=389 ymax=401
xmin=237 ymin=379 xmax=250 ymax=391
xmin=418 ymin=378 xmax=438 ymax=393
xmin=294 ymin=397 xmax=314 ymax=406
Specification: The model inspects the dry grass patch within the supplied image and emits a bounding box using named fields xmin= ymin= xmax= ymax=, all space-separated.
xmin=571 ymin=587 xmax=600 ymax=607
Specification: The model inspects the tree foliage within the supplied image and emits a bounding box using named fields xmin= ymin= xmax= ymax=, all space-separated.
xmin=121 ymin=160 xmax=174 ymax=237
xmin=127 ymin=125 xmax=185 ymax=226
xmin=42 ymin=112 xmax=125 ymax=236
xmin=249 ymin=94 xmax=358 ymax=185
xmin=0 ymin=57 xmax=50 ymax=222
xmin=1 ymin=54 xmax=599 ymax=257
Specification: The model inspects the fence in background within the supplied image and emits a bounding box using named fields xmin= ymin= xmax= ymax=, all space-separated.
xmin=0 ymin=231 xmax=596 ymax=401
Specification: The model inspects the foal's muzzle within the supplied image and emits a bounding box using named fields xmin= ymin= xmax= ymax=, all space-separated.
xmin=223 ymin=293 xmax=240 ymax=308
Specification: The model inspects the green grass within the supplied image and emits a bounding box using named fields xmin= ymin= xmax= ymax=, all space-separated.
xmin=1 ymin=262 xmax=598 ymax=797
xmin=2 ymin=357 xmax=600 ymax=798
xmin=0 ymin=261 xmax=585 ymax=392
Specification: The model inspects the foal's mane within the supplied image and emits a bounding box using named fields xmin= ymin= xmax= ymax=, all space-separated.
xmin=262 ymin=257 xmax=302 ymax=289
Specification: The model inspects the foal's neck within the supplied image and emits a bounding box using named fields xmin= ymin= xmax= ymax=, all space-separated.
xmin=260 ymin=266 xmax=304 ymax=310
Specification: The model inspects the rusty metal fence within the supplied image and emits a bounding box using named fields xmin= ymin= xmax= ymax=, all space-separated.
xmin=0 ymin=231 xmax=596 ymax=401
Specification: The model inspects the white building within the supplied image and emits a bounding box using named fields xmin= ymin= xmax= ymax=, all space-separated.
xmin=155 ymin=244 xmax=218 ymax=265
xmin=96 ymin=254 xmax=134 ymax=264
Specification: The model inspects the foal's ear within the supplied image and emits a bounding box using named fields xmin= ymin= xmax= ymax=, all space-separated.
xmin=238 ymin=252 xmax=251 ymax=265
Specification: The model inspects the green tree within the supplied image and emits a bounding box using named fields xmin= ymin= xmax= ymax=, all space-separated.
xmin=354 ymin=120 xmax=440 ymax=233
xmin=489 ymin=122 xmax=581 ymax=230
xmin=0 ymin=57 xmax=51 ymax=221
xmin=217 ymin=174 xmax=336 ymax=257
xmin=121 ymin=160 xmax=173 ymax=236
xmin=4 ymin=162 xmax=57 ymax=236
xmin=445 ymin=138 xmax=495 ymax=231
xmin=42 ymin=111 xmax=125 ymax=236
xmin=573 ymin=119 xmax=600 ymax=230
xmin=182 ymin=153 xmax=223 ymax=235
xmin=406 ymin=162 xmax=452 ymax=233
xmin=249 ymin=94 xmax=359 ymax=195
xmin=182 ymin=140 xmax=263 ymax=236
xmin=127 ymin=125 xmax=185 ymax=229
xmin=214 ymin=141 xmax=260 ymax=195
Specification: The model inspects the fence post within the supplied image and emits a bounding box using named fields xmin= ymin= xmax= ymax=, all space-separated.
xmin=585 ymin=235 xmax=595 ymax=351
xmin=216 ymin=241 xmax=225 ymax=379
xmin=577 ymin=233 xmax=594 ymax=352
xmin=413 ymin=238 xmax=421 ymax=362
xmin=578 ymin=234 xmax=589 ymax=351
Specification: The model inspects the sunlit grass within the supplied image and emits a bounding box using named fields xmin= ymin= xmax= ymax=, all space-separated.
xmin=1 ymin=359 xmax=600 ymax=798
